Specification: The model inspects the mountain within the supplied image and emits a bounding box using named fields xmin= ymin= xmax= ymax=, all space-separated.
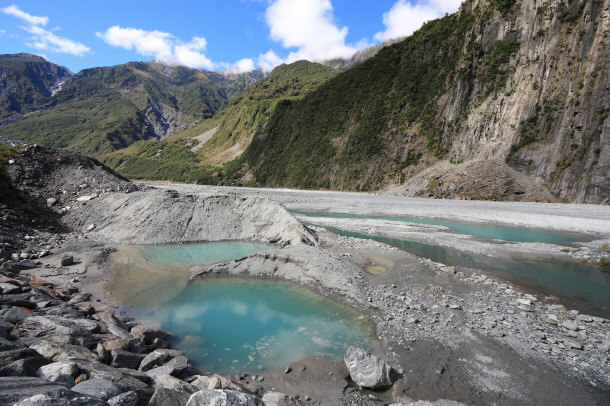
xmin=102 ymin=60 xmax=337 ymax=183
xmin=233 ymin=0 xmax=608 ymax=203
xmin=0 ymin=53 xmax=72 ymax=126
xmin=0 ymin=56 xmax=261 ymax=157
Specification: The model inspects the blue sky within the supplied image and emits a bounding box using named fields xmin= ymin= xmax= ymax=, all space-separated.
xmin=0 ymin=0 xmax=462 ymax=73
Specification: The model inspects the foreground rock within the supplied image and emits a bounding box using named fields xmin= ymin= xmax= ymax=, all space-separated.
xmin=344 ymin=346 xmax=395 ymax=389
xmin=186 ymin=389 xmax=264 ymax=406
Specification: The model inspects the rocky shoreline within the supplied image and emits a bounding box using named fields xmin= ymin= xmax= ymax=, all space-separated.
xmin=1 ymin=145 xmax=609 ymax=405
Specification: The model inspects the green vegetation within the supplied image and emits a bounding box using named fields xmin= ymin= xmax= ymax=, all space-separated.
xmin=0 ymin=59 xmax=255 ymax=158
xmin=478 ymin=39 xmax=521 ymax=99
xmin=103 ymin=61 xmax=336 ymax=184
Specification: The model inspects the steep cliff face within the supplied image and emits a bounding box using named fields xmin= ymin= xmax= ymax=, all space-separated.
xmin=237 ymin=0 xmax=608 ymax=203
xmin=446 ymin=0 xmax=610 ymax=203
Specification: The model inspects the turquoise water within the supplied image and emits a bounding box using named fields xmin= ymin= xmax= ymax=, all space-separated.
xmin=320 ymin=225 xmax=610 ymax=318
xmin=127 ymin=279 xmax=373 ymax=375
xmin=139 ymin=241 xmax=272 ymax=266
xmin=293 ymin=211 xmax=587 ymax=243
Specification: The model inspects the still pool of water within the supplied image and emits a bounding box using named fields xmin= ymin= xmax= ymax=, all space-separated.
xmin=319 ymin=225 xmax=610 ymax=318
xmin=111 ymin=242 xmax=376 ymax=374
xmin=126 ymin=279 xmax=375 ymax=375
xmin=293 ymin=211 xmax=588 ymax=243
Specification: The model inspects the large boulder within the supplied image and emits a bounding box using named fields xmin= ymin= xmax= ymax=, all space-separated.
xmin=35 ymin=362 xmax=78 ymax=387
xmin=110 ymin=350 xmax=144 ymax=369
xmin=138 ymin=349 xmax=182 ymax=372
xmin=12 ymin=393 xmax=107 ymax=406
xmin=11 ymin=316 xmax=94 ymax=346
xmin=149 ymin=387 xmax=191 ymax=406
xmin=146 ymin=355 xmax=188 ymax=377
xmin=71 ymin=378 xmax=121 ymax=400
xmin=150 ymin=373 xmax=197 ymax=394
xmin=186 ymin=389 xmax=264 ymax=406
xmin=344 ymin=346 xmax=395 ymax=390
xmin=0 ymin=377 xmax=77 ymax=406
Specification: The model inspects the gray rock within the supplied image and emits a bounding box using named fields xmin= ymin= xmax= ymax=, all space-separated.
xmin=3 ymin=307 xmax=33 ymax=324
xmin=46 ymin=198 xmax=57 ymax=207
xmin=186 ymin=389 xmax=264 ymax=406
xmin=0 ymin=356 xmax=48 ymax=377
xmin=16 ymin=260 xmax=37 ymax=270
xmin=71 ymin=378 xmax=121 ymax=400
xmin=344 ymin=346 xmax=395 ymax=389
xmin=29 ymin=340 xmax=99 ymax=364
xmin=150 ymin=373 xmax=197 ymax=394
xmin=110 ymin=350 xmax=144 ymax=370
xmin=0 ymin=319 xmax=14 ymax=338
xmin=12 ymin=393 xmax=107 ymax=406
xmin=12 ymin=316 xmax=94 ymax=346
xmin=76 ymin=361 xmax=150 ymax=395
xmin=0 ymin=283 xmax=20 ymax=294
xmin=149 ymin=387 xmax=191 ymax=406
xmin=0 ymin=337 xmax=20 ymax=352
xmin=35 ymin=362 xmax=79 ymax=388
xmin=191 ymin=375 xmax=222 ymax=390
xmin=129 ymin=325 xmax=166 ymax=345
xmin=146 ymin=355 xmax=188 ymax=377
xmin=262 ymin=391 xmax=306 ymax=406
xmin=0 ymin=376 xmax=76 ymax=405
xmin=107 ymin=391 xmax=138 ymax=406
xmin=60 ymin=255 xmax=74 ymax=267
xmin=138 ymin=349 xmax=183 ymax=372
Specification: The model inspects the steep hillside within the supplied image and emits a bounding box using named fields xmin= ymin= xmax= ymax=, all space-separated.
xmin=0 ymin=53 xmax=72 ymax=126
xmin=0 ymin=59 xmax=260 ymax=158
xmin=235 ymin=0 xmax=608 ymax=203
xmin=103 ymin=61 xmax=336 ymax=183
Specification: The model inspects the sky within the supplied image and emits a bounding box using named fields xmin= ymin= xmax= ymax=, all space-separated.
xmin=0 ymin=0 xmax=463 ymax=73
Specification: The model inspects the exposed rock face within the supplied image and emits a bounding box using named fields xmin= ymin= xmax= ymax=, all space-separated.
xmin=344 ymin=346 xmax=395 ymax=390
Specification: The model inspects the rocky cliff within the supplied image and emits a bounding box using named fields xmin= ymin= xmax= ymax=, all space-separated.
xmin=234 ymin=0 xmax=609 ymax=203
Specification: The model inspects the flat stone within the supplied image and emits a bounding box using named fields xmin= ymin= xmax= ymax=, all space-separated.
xmin=0 ymin=377 xmax=75 ymax=406
xmin=0 ymin=283 xmax=20 ymax=294
xmin=561 ymin=320 xmax=579 ymax=331
xmin=186 ymin=389 xmax=264 ymax=406
xmin=11 ymin=316 xmax=94 ymax=346
xmin=13 ymin=393 xmax=107 ymax=405
xmin=565 ymin=340 xmax=583 ymax=350
xmin=139 ymin=349 xmax=183 ymax=372
xmin=146 ymin=355 xmax=188 ymax=377
xmin=71 ymin=378 xmax=121 ymax=400
xmin=16 ymin=260 xmax=37 ymax=270
xmin=150 ymin=373 xmax=197 ymax=394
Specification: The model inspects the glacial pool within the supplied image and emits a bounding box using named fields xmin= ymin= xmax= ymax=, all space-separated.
xmin=110 ymin=242 xmax=376 ymax=375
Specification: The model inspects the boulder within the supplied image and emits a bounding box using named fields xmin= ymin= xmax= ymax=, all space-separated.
xmin=149 ymin=387 xmax=191 ymax=406
xmin=0 ymin=337 xmax=20 ymax=352
xmin=344 ymin=346 xmax=395 ymax=389
xmin=0 ymin=319 xmax=14 ymax=338
xmin=262 ymin=391 xmax=306 ymax=406
xmin=150 ymin=373 xmax=197 ymax=394
xmin=11 ymin=316 xmax=94 ymax=346
xmin=29 ymin=340 xmax=99 ymax=364
xmin=0 ymin=376 xmax=76 ymax=406
xmin=107 ymin=391 xmax=138 ymax=406
xmin=110 ymin=350 xmax=144 ymax=370
xmin=0 ymin=283 xmax=20 ymax=294
xmin=13 ymin=393 xmax=107 ymax=406
xmin=146 ymin=355 xmax=188 ymax=377
xmin=16 ymin=260 xmax=37 ymax=270
xmin=2 ymin=307 xmax=32 ymax=324
xmin=35 ymin=362 xmax=79 ymax=388
xmin=71 ymin=378 xmax=121 ymax=400
xmin=191 ymin=375 xmax=222 ymax=390
xmin=0 ymin=356 xmax=49 ymax=377
xmin=186 ymin=389 xmax=264 ymax=406
xmin=130 ymin=325 xmax=166 ymax=345
xmin=138 ymin=349 xmax=183 ymax=372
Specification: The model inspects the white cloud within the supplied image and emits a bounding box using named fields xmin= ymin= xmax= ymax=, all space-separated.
xmin=1 ymin=4 xmax=48 ymax=26
xmin=97 ymin=26 xmax=215 ymax=69
xmin=3 ymin=4 xmax=90 ymax=56
xmin=23 ymin=25 xmax=91 ymax=56
xmin=231 ymin=58 xmax=256 ymax=73
xmin=257 ymin=50 xmax=284 ymax=72
xmin=374 ymin=0 xmax=463 ymax=42
xmin=265 ymin=0 xmax=357 ymax=63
